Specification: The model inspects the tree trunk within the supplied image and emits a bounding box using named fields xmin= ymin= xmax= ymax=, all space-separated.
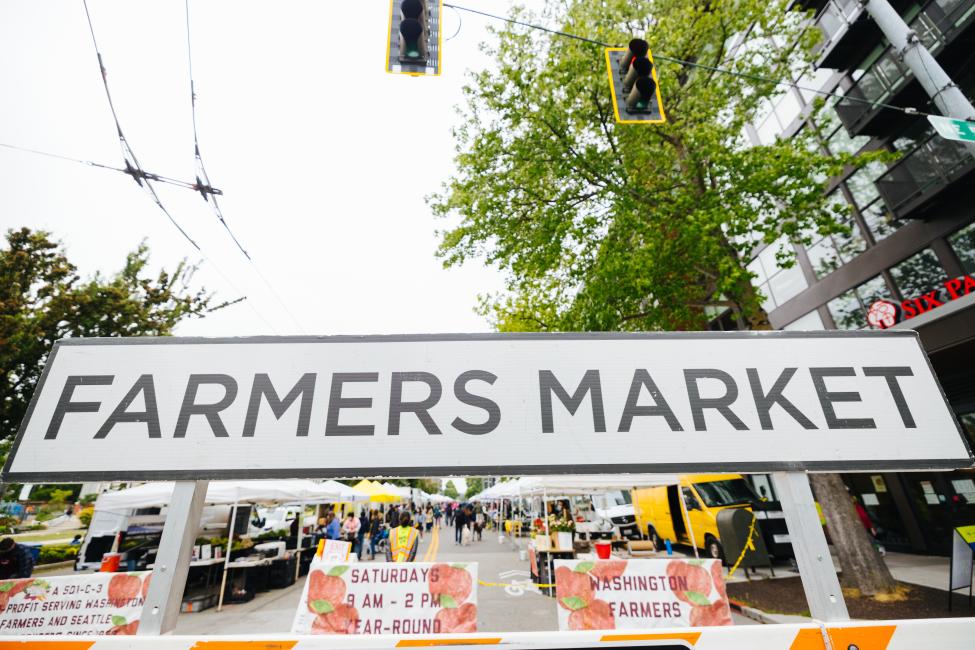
xmin=734 ymin=276 xmax=897 ymax=597
xmin=809 ymin=473 xmax=898 ymax=596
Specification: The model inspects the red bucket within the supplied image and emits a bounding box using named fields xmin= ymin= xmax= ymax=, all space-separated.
xmin=100 ymin=552 xmax=121 ymax=572
xmin=594 ymin=541 xmax=611 ymax=559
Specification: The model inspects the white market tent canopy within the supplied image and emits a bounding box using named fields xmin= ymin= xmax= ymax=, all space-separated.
xmin=94 ymin=479 xmax=348 ymax=511
xmin=320 ymin=479 xmax=369 ymax=502
xmin=469 ymin=474 xmax=680 ymax=501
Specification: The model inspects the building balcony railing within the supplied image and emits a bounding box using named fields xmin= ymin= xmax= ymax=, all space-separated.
xmin=875 ymin=132 xmax=975 ymax=218
xmin=835 ymin=0 xmax=975 ymax=137
xmin=814 ymin=0 xmax=873 ymax=68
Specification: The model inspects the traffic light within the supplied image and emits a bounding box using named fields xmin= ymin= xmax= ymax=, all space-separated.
xmin=386 ymin=0 xmax=443 ymax=76
xmin=605 ymin=39 xmax=666 ymax=124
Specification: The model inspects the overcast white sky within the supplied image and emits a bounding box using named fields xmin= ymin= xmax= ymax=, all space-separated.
xmin=0 ymin=1 xmax=539 ymax=337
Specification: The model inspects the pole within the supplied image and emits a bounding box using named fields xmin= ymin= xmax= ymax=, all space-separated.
xmin=216 ymin=502 xmax=238 ymax=613
xmin=772 ymin=472 xmax=849 ymax=621
xmin=295 ymin=501 xmax=306 ymax=581
xmin=861 ymin=0 xmax=975 ymax=158
xmin=677 ymin=485 xmax=700 ymax=559
xmin=138 ymin=480 xmax=208 ymax=635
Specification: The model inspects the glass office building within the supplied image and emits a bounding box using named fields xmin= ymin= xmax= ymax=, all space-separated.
xmin=737 ymin=0 xmax=975 ymax=554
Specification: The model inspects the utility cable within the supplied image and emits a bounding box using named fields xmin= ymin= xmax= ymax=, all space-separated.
xmin=81 ymin=0 xmax=202 ymax=251
xmin=0 ymin=142 xmax=219 ymax=193
xmin=443 ymin=2 xmax=975 ymax=125
xmin=183 ymin=0 xmax=307 ymax=334
xmin=184 ymin=0 xmax=249 ymax=260
xmin=79 ymin=1 xmax=284 ymax=332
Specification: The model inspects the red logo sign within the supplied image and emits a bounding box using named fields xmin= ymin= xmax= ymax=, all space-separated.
xmin=867 ymin=300 xmax=898 ymax=329
xmin=867 ymin=273 xmax=975 ymax=328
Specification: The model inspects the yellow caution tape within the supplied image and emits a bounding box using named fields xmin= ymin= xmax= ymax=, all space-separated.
xmin=478 ymin=579 xmax=555 ymax=588
xmin=726 ymin=512 xmax=757 ymax=578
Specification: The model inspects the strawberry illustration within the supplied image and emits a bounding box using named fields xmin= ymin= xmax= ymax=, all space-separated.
xmin=307 ymin=567 xmax=348 ymax=615
xmin=709 ymin=561 xmax=727 ymax=601
xmin=590 ymin=560 xmax=627 ymax=581
xmin=666 ymin=561 xmax=712 ymax=606
xmin=0 ymin=579 xmax=33 ymax=612
xmin=689 ymin=599 xmax=733 ymax=627
xmin=108 ymin=574 xmax=142 ymax=607
xmin=107 ymin=615 xmax=140 ymax=635
xmin=311 ymin=603 xmax=360 ymax=634
xmin=435 ymin=602 xmax=477 ymax=633
xmin=568 ymin=599 xmax=615 ymax=631
xmin=555 ymin=565 xmax=592 ymax=611
xmin=428 ymin=563 xmax=472 ymax=607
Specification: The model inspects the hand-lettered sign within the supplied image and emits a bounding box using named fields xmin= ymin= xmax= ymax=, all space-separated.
xmin=553 ymin=559 xmax=732 ymax=630
xmin=291 ymin=561 xmax=478 ymax=635
xmin=0 ymin=572 xmax=149 ymax=635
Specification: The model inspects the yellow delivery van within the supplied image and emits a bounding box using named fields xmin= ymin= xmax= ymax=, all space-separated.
xmin=632 ymin=474 xmax=758 ymax=560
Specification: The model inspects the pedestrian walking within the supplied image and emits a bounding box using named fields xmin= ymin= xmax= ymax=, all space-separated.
xmin=368 ymin=511 xmax=383 ymax=560
xmin=356 ymin=510 xmax=368 ymax=559
xmin=386 ymin=512 xmax=419 ymax=562
xmin=341 ymin=512 xmax=361 ymax=552
xmin=433 ymin=504 xmax=442 ymax=528
xmin=416 ymin=508 xmax=427 ymax=540
xmin=425 ymin=506 xmax=434 ymax=533
xmin=454 ymin=505 xmax=468 ymax=545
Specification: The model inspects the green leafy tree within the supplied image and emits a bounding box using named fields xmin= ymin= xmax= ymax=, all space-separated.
xmin=0 ymin=228 xmax=232 ymax=462
xmin=465 ymin=477 xmax=484 ymax=500
xmin=433 ymin=0 xmax=895 ymax=595
xmin=443 ymin=480 xmax=460 ymax=500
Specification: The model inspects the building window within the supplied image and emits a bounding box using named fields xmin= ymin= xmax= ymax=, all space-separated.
xmin=959 ymin=413 xmax=975 ymax=449
xmin=949 ymin=222 xmax=975 ymax=274
xmin=889 ymin=248 xmax=946 ymax=298
xmin=848 ymin=157 xmax=905 ymax=241
xmin=783 ymin=310 xmax=826 ymax=330
xmin=845 ymin=161 xmax=887 ymax=209
xmin=749 ymin=238 xmax=809 ymax=310
xmin=754 ymin=90 xmax=803 ymax=144
xmin=802 ymin=191 xmax=867 ymax=278
xmin=827 ymin=275 xmax=890 ymax=329
xmin=860 ymin=199 xmax=902 ymax=241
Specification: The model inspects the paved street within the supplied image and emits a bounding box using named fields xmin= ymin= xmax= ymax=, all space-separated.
xmin=174 ymin=526 xmax=754 ymax=634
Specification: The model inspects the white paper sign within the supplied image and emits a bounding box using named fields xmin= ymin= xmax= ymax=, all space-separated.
xmin=554 ymin=559 xmax=731 ymax=630
xmin=320 ymin=540 xmax=352 ymax=563
xmin=4 ymin=333 xmax=970 ymax=481
xmin=291 ymin=561 xmax=478 ymax=635
xmin=0 ymin=572 xmax=149 ymax=635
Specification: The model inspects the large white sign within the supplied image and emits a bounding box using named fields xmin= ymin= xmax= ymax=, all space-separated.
xmin=291 ymin=562 xmax=478 ymax=635
xmin=0 ymin=572 xmax=148 ymax=635
xmin=3 ymin=333 xmax=971 ymax=480
xmin=553 ymin=559 xmax=732 ymax=630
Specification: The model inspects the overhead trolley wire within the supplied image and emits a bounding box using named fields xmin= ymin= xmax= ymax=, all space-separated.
xmin=443 ymin=3 xmax=975 ymax=125
xmin=78 ymin=0 xmax=286 ymax=334
xmin=183 ymin=0 xmax=307 ymax=333
xmin=81 ymin=0 xmax=201 ymax=251
xmin=183 ymin=0 xmax=249 ymax=260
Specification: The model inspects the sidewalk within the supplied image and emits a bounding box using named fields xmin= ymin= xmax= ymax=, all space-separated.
xmin=884 ymin=551 xmax=950 ymax=592
xmin=729 ymin=550 xmax=960 ymax=624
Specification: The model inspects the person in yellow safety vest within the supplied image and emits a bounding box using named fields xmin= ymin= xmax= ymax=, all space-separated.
xmin=386 ymin=511 xmax=419 ymax=562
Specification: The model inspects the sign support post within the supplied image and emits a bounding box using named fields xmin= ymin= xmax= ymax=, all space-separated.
xmin=772 ymin=471 xmax=849 ymax=622
xmin=138 ymin=480 xmax=208 ymax=635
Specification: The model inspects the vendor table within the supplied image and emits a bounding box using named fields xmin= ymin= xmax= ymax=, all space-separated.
xmin=223 ymin=557 xmax=273 ymax=604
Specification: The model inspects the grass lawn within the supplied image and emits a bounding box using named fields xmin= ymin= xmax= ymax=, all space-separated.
xmin=10 ymin=530 xmax=85 ymax=543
